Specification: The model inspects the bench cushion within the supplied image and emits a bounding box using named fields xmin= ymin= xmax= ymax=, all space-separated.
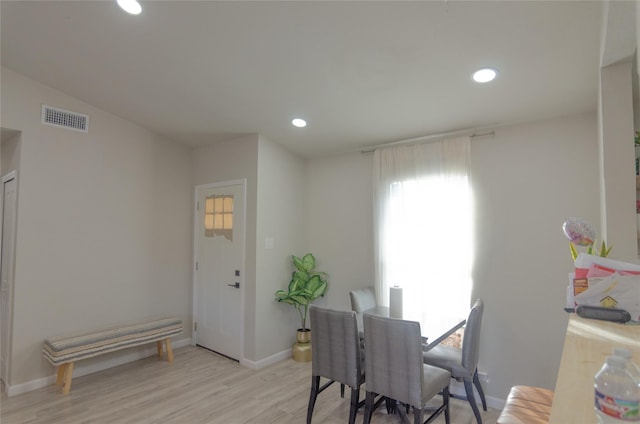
xmin=42 ymin=316 xmax=183 ymax=366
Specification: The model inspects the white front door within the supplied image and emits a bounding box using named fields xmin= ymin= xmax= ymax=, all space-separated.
xmin=0 ymin=172 xmax=18 ymax=387
xmin=194 ymin=180 xmax=245 ymax=361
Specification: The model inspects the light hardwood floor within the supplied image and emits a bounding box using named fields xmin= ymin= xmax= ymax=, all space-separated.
xmin=0 ymin=346 xmax=500 ymax=423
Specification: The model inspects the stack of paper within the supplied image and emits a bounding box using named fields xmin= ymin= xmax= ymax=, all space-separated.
xmin=567 ymin=253 xmax=640 ymax=322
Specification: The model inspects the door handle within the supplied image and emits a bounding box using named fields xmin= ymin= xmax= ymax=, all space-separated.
xmin=227 ymin=282 xmax=240 ymax=289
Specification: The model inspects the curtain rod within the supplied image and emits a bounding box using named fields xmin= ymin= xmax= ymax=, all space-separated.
xmin=359 ymin=126 xmax=495 ymax=154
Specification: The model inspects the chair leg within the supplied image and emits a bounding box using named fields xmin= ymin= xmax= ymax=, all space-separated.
xmin=443 ymin=386 xmax=451 ymax=424
xmin=385 ymin=397 xmax=395 ymax=414
xmin=464 ymin=378 xmax=483 ymax=424
xmin=408 ymin=405 xmax=423 ymax=424
xmin=473 ymin=369 xmax=487 ymax=411
xmin=348 ymin=387 xmax=359 ymax=424
xmin=412 ymin=405 xmax=422 ymax=424
xmin=394 ymin=401 xmax=410 ymax=424
xmin=364 ymin=391 xmax=376 ymax=424
xmin=307 ymin=376 xmax=320 ymax=424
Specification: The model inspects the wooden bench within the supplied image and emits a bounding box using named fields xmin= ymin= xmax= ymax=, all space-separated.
xmin=497 ymin=385 xmax=554 ymax=424
xmin=42 ymin=316 xmax=183 ymax=394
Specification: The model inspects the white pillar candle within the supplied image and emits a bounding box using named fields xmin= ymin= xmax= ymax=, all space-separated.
xmin=389 ymin=286 xmax=403 ymax=318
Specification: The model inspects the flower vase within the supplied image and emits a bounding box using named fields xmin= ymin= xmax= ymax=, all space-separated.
xmin=292 ymin=328 xmax=312 ymax=362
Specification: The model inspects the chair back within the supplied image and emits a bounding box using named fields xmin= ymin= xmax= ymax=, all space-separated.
xmin=349 ymin=287 xmax=376 ymax=313
xmin=309 ymin=306 xmax=363 ymax=389
xmin=461 ymin=299 xmax=484 ymax=373
xmin=363 ymin=314 xmax=424 ymax=407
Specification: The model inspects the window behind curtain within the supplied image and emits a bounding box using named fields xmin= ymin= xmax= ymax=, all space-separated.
xmin=374 ymin=137 xmax=473 ymax=337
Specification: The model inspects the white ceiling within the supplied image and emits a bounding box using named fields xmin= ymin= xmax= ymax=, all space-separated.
xmin=1 ymin=1 xmax=604 ymax=158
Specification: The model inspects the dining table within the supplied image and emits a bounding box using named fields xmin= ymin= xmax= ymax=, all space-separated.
xmin=358 ymin=305 xmax=466 ymax=351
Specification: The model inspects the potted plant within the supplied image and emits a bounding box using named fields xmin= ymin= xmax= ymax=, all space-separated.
xmin=274 ymin=253 xmax=328 ymax=361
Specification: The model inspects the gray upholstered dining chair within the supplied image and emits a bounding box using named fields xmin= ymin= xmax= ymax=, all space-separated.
xmin=363 ymin=314 xmax=451 ymax=424
xmin=350 ymin=286 xmax=377 ymax=341
xmin=349 ymin=286 xmax=376 ymax=313
xmin=422 ymin=298 xmax=486 ymax=424
xmin=307 ymin=306 xmax=365 ymax=424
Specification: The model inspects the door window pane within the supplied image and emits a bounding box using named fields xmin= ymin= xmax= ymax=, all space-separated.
xmin=204 ymin=194 xmax=233 ymax=241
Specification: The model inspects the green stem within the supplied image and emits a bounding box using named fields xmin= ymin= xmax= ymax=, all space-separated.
xmin=296 ymin=304 xmax=305 ymax=330
xmin=301 ymin=305 xmax=308 ymax=330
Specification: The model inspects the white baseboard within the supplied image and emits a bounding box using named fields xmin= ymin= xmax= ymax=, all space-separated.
xmin=6 ymin=375 xmax=53 ymax=397
xmin=6 ymin=337 xmax=192 ymax=397
xmin=240 ymin=349 xmax=291 ymax=370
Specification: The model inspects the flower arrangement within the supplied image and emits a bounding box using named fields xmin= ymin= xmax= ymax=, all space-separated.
xmin=563 ymin=217 xmax=611 ymax=261
xmin=569 ymin=240 xmax=611 ymax=261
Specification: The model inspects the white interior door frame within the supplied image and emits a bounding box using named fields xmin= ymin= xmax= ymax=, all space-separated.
xmin=191 ymin=179 xmax=246 ymax=359
xmin=1 ymin=170 xmax=18 ymax=389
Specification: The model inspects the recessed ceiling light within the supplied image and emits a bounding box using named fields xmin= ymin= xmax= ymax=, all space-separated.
xmin=472 ymin=68 xmax=497 ymax=83
xmin=117 ymin=0 xmax=142 ymax=15
xmin=292 ymin=118 xmax=307 ymax=128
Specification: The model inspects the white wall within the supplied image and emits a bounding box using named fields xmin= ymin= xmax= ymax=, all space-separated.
xmin=192 ymin=135 xmax=259 ymax=359
xmin=599 ymin=61 xmax=636 ymax=261
xmin=305 ymin=152 xmax=375 ymax=311
xmin=473 ymin=112 xmax=599 ymax=398
xmin=1 ymin=132 xmax=21 ymax=175
xmin=254 ymin=135 xmax=305 ymax=359
xmin=304 ymin=112 xmax=599 ymax=400
xmin=0 ymin=67 xmax=194 ymax=387
xmin=192 ymin=134 xmax=307 ymax=362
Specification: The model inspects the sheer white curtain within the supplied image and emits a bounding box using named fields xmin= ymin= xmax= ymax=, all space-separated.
xmin=373 ymin=136 xmax=473 ymax=335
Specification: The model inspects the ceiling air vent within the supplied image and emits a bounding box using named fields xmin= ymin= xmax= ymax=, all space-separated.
xmin=41 ymin=105 xmax=89 ymax=133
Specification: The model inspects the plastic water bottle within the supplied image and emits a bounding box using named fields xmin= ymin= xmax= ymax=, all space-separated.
xmin=613 ymin=347 xmax=640 ymax=383
xmin=594 ymin=355 xmax=640 ymax=423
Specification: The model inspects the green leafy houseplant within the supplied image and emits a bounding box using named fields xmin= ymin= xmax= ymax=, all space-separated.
xmin=274 ymin=253 xmax=328 ymax=330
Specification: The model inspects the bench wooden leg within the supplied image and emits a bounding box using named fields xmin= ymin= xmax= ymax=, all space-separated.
xmin=62 ymin=362 xmax=74 ymax=395
xmin=156 ymin=339 xmax=173 ymax=362
xmin=56 ymin=364 xmax=67 ymax=386
xmin=165 ymin=338 xmax=173 ymax=363
xmin=157 ymin=340 xmax=163 ymax=359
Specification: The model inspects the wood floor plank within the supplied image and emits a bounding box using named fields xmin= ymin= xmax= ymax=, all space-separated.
xmin=0 ymin=346 xmax=500 ymax=423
